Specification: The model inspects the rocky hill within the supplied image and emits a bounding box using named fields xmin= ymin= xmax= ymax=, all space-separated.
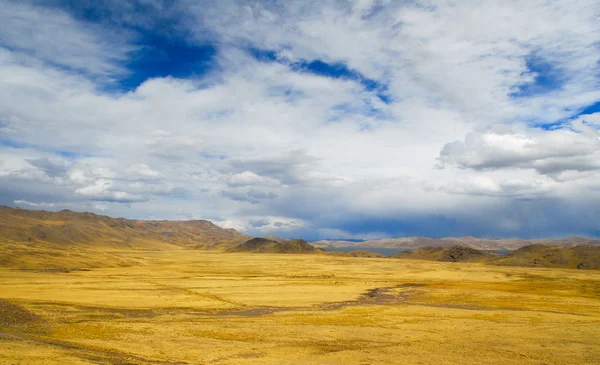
xmin=0 ymin=206 xmax=249 ymax=268
xmin=228 ymin=237 xmax=322 ymax=254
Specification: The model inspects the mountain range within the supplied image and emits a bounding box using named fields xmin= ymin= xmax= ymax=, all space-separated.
xmin=2 ymin=206 xmax=600 ymax=270
xmin=394 ymin=244 xmax=600 ymax=269
xmin=0 ymin=206 xmax=249 ymax=268
xmin=311 ymin=236 xmax=600 ymax=250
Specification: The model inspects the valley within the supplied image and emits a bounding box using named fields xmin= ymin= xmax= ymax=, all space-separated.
xmin=1 ymin=251 xmax=600 ymax=364
xmin=1 ymin=207 xmax=600 ymax=364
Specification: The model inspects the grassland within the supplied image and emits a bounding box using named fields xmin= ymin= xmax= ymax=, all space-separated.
xmin=1 ymin=251 xmax=599 ymax=364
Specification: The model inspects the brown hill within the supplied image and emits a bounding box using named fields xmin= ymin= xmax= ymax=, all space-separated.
xmin=393 ymin=244 xmax=600 ymax=270
xmin=228 ymin=237 xmax=322 ymax=254
xmin=0 ymin=206 xmax=249 ymax=268
xmin=394 ymin=246 xmax=497 ymax=263
xmin=494 ymin=244 xmax=600 ymax=269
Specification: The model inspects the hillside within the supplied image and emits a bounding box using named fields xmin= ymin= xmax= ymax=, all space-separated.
xmin=494 ymin=244 xmax=600 ymax=269
xmin=394 ymin=246 xmax=497 ymax=263
xmin=0 ymin=206 xmax=249 ymax=268
xmin=393 ymin=244 xmax=600 ymax=270
xmin=228 ymin=237 xmax=322 ymax=254
xmin=313 ymin=236 xmax=600 ymax=250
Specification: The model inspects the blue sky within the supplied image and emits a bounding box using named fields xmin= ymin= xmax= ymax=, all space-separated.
xmin=1 ymin=0 xmax=600 ymax=240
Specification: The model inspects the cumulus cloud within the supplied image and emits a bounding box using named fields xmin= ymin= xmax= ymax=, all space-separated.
xmin=438 ymin=120 xmax=600 ymax=179
xmin=241 ymin=216 xmax=306 ymax=236
xmin=227 ymin=171 xmax=279 ymax=187
xmin=429 ymin=176 xmax=555 ymax=199
xmin=229 ymin=149 xmax=320 ymax=185
xmin=1 ymin=0 xmax=600 ymax=238
xmin=144 ymin=130 xmax=204 ymax=160
xmin=74 ymin=179 xmax=146 ymax=203
xmin=127 ymin=164 xmax=164 ymax=179
xmin=25 ymin=158 xmax=69 ymax=177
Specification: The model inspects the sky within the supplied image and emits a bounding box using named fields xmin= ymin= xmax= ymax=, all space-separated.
xmin=1 ymin=0 xmax=600 ymax=240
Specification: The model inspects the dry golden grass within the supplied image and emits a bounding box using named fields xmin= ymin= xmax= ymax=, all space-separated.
xmin=0 ymin=206 xmax=249 ymax=269
xmin=1 ymin=251 xmax=599 ymax=364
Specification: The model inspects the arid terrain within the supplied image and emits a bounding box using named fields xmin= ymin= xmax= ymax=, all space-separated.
xmin=394 ymin=245 xmax=600 ymax=269
xmin=1 ymin=207 xmax=600 ymax=364
xmin=0 ymin=206 xmax=249 ymax=269
xmin=2 ymin=252 xmax=600 ymax=364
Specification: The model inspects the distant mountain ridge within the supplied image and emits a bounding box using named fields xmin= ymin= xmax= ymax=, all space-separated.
xmin=3 ymin=206 xmax=600 ymax=270
xmin=393 ymin=244 xmax=600 ymax=270
xmin=312 ymin=236 xmax=600 ymax=250
xmin=326 ymin=250 xmax=385 ymax=258
xmin=395 ymin=246 xmax=495 ymax=263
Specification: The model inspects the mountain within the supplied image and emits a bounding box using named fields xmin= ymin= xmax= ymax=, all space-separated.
xmin=393 ymin=244 xmax=600 ymax=270
xmin=494 ymin=244 xmax=600 ymax=269
xmin=0 ymin=206 xmax=249 ymax=268
xmin=313 ymin=236 xmax=600 ymax=250
xmin=393 ymin=246 xmax=498 ymax=263
xmin=228 ymin=237 xmax=322 ymax=254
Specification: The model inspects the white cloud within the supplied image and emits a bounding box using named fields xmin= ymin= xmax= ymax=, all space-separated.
xmin=74 ymin=179 xmax=146 ymax=202
xmin=0 ymin=0 xmax=133 ymax=77
xmin=1 ymin=0 xmax=600 ymax=238
xmin=92 ymin=203 xmax=108 ymax=212
xmin=438 ymin=121 xmax=600 ymax=178
xmin=429 ymin=175 xmax=556 ymax=199
xmin=127 ymin=164 xmax=164 ymax=179
xmin=13 ymin=199 xmax=56 ymax=208
xmin=227 ymin=171 xmax=279 ymax=187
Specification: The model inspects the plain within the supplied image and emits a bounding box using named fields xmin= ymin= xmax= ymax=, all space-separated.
xmin=1 ymin=250 xmax=599 ymax=364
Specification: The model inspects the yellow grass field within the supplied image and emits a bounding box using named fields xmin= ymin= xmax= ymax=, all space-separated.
xmin=1 ymin=251 xmax=599 ymax=364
